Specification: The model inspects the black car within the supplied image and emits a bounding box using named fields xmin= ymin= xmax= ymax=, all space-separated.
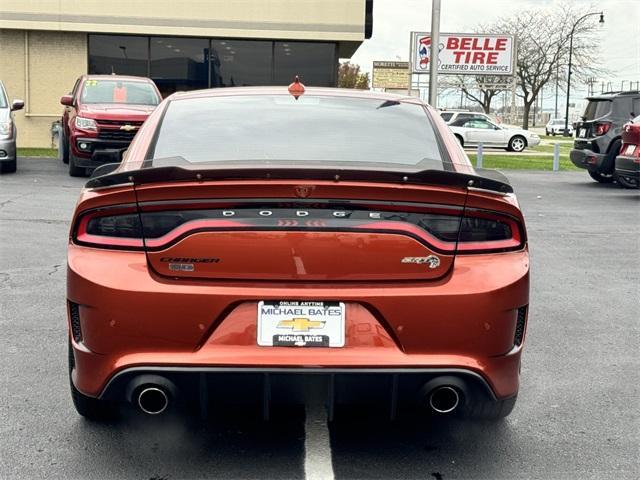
xmin=570 ymin=91 xmax=640 ymax=183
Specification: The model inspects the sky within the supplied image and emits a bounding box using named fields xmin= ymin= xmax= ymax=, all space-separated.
xmin=349 ymin=0 xmax=640 ymax=112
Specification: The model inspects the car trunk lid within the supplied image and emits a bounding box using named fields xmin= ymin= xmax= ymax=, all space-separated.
xmin=132 ymin=177 xmax=470 ymax=282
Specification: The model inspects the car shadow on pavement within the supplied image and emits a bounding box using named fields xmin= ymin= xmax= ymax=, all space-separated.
xmin=329 ymin=411 xmax=516 ymax=480
xmin=69 ymin=405 xmax=306 ymax=480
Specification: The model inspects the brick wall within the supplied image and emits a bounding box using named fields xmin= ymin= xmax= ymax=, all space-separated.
xmin=0 ymin=29 xmax=87 ymax=148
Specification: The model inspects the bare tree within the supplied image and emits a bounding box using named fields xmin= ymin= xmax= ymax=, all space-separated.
xmin=337 ymin=62 xmax=370 ymax=89
xmin=457 ymin=75 xmax=509 ymax=113
xmin=488 ymin=4 xmax=605 ymax=129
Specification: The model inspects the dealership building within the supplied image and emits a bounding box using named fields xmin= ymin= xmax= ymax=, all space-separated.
xmin=0 ymin=0 xmax=372 ymax=147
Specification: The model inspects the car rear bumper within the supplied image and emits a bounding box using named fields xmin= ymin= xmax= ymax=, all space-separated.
xmin=615 ymin=155 xmax=640 ymax=179
xmin=548 ymin=127 xmax=573 ymax=135
xmin=97 ymin=365 xmax=501 ymax=419
xmin=67 ymin=245 xmax=530 ymax=402
xmin=570 ymin=148 xmax=606 ymax=170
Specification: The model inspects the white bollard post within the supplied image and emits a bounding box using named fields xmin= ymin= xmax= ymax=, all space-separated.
xmin=476 ymin=143 xmax=483 ymax=169
xmin=553 ymin=143 xmax=560 ymax=171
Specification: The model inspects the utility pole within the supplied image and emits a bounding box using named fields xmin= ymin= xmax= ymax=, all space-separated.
xmin=564 ymin=12 xmax=604 ymax=136
xmin=554 ymin=63 xmax=559 ymax=119
xmin=428 ymin=0 xmax=441 ymax=107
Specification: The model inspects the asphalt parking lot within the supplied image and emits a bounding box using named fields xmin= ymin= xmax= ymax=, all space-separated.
xmin=1 ymin=158 xmax=638 ymax=480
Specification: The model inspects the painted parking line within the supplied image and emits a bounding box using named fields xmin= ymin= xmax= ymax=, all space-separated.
xmin=304 ymin=402 xmax=334 ymax=480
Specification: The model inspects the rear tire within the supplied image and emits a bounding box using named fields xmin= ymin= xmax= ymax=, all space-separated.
xmin=68 ymin=340 xmax=115 ymax=420
xmin=507 ymin=135 xmax=526 ymax=152
xmin=588 ymin=170 xmax=614 ymax=183
xmin=454 ymin=134 xmax=464 ymax=147
xmin=68 ymin=153 xmax=86 ymax=177
xmin=465 ymin=395 xmax=517 ymax=420
xmin=0 ymin=158 xmax=17 ymax=174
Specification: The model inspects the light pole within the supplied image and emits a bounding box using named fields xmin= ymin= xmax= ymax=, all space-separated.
xmin=428 ymin=0 xmax=441 ymax=107
xmin=563 ymin=12 xmax=604 ymax=136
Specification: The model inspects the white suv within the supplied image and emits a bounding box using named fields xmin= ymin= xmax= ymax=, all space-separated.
xmin=545 ymin=118 xmax=573 ymax=136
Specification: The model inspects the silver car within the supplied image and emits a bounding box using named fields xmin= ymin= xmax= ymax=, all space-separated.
xmin=0 ymin=81 xmax=25 ymax=174
xmin=449 ymin=117 xmax=540 ymax=152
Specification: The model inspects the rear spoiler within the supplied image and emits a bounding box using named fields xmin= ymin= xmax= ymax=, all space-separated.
xmin=85 ymin=166 xmax=513 ymax=194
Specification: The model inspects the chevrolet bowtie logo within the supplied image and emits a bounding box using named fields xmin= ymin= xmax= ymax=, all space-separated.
xmin=277 ymin=317 xmax=325 ymax=332
xmin=119 ymin=124 xmax=137 ymax=132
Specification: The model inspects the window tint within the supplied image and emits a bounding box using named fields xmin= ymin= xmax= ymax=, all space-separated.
xmin=89 ymin=35 xmax=339 ymax=91
xmin=151 ymin=37 xmax=209 ymax=97
xmin=81 ymin=80 xmax=160 ymax=105
xmin=583 ymin=100 xmax=611 ymax=120
xmin=89 ymin=35 xmax=149 ymax=76
xmin=274 ymin=42 xmax=336 ymax=86
xmin=211 ymin=40 xmax=273 ymax=87
xmin=450 ymin=116 xmax=483 ymax=127
xmin=440 ymin=112 xmax=454 ymax=121
xmin=464 ymin=120 xmax=494 ymax=129
xmin=632 ymin=99 xmax=640 ymax=117
xmin=151 ymin=95 xmax=444 ymax=169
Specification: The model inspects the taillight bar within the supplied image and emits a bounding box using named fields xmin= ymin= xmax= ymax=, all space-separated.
xmin=72 ymin=205 xmax=525 ymax=254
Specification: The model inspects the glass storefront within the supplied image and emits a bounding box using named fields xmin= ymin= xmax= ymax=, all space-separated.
xmin=151 ymin=37 xmax=209 ymax=97
xmin=89 ymin=34 xmax=337 ymax=96
xmin=89 ymin=35 xmax=149 ymax=77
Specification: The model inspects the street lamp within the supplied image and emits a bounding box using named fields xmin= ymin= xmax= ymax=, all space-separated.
xmin=563 ymin=12 xmax=604 ymax=136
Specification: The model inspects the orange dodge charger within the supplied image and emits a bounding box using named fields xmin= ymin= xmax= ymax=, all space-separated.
xmin=67 ymin=83 xmax=529 ymax=421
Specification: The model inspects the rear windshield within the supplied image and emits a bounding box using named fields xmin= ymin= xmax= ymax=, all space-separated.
xmin=150 ymin=95 xmax=445 ymax=169
xmin=583 ymin=100 xmax=611 ymax=121
xmin=81 ymin=79 xmax=160 ymax=105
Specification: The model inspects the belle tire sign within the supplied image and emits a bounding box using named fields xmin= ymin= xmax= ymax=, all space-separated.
xmin=411 ymin=32 xmax=515 ymax=75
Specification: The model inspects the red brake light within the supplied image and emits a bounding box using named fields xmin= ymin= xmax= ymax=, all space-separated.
xmin=456 ymin=212 xmax=523 ymax=253
xmin=595 ymin=122 xmax=611 ymax=136
xmin=74 ymin=208 xmax=144 ymax=249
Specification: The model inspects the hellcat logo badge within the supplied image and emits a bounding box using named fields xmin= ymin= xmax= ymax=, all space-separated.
xmin=401 ymin=255 xmax=441 ymax=269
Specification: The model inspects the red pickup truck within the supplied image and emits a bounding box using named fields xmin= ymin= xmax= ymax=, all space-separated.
xmin=60 ymin=75 xmax=161 ymax=176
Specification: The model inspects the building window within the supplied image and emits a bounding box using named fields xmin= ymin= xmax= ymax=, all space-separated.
xmin=151 ymin=37 xmax=209 ymax=97
xmin=88 ymin=35 xmax=339 ymax=93
xmin=211 ymin=40 xmax=272 ymax=87
xmin=274 ymin=42 xmax=336 ymax=87
xmin=89 ymin=35 xmax=149 ymax=77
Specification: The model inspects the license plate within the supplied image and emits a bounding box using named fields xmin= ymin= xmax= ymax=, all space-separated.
xmin=257 ymin=300 xmax=345 ymax=347
xmin=579 ymin=128 xmax=587 ymax=138
xmin=624 ymin=144 xmax=636 ymax=156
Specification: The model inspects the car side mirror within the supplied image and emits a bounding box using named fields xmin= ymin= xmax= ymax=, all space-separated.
xmin=11 ymin=99 xmax=25 ymax=111
xmin=90 ymin=162 xmax=121 ymax=179
xmin=60 ymin=95 xmax=74 ymax=107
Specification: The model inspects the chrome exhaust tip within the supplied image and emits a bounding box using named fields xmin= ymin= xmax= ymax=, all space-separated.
xmin=137 ymin=387 xmax=169 ymax=415
xmin=428 ymin=386 xmax=460 ymax=414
